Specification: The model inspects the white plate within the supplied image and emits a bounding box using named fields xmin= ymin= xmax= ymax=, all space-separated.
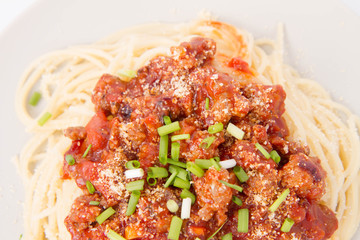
xmin=1 ymin=0 xmax=359 ymax=238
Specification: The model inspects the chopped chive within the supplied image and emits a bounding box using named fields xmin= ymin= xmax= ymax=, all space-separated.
xmin=270 ymin=150 xmax=281 ymax=164
xmin=186 ymin=162 xmax=204 ymax=178
xmin=86 ymin=180 xmax=95 ymax=194
xmin=171 ymin=134 xmax=190 ymax=141
xmin=148 ymin=167 xmax=168 ymax=178
xmin=29 ymin=91 xmax=41 ymax=106
xmin=157 ymin=121 xmax=181 ymax=136
xmin=38 ymin=112 xmax=52 ymax=126
xmin=126 ymin=179 xmax=145 ymax=191
xmin=171 ymin=142 xmax=180 ymax=161
xmin=205 ymin=97 xmax=210 ymax=110
xmin=126 ymin=190 xmax=141 ymax=216
xmin=226 ymin=123 xmax=244 ymax=140
xmin=218 ymin=180 xmax=243 ymax=192
xmin=255 ymin=143 xmax=270 ymax=159
xmin=82 ymin=144 xmax=92 ymax=158
xmin=173 ymin=177 xmax=190 ymax=189
xmin=89 ymin=201 xmax=100 ymax=206
xmin=106 ymin=229 xmax=126 ymax=240
xmin=65 ymin=154 xmax=75 ymax=165
xmin=214 ymin=156 xmax=220 ymax=162
xmin=168 ymin=216 xmax=183 ymax=240
xmin=207 ymin=220 xmax=227 ymax=240
xmin=164 ymin=170 xmax=178 ymax=188
xmin=221 ymin=233 xmax=233 ymax=240
xmin=232 ymin=196 xmax=243 ymax=206
xmin=233 ymin=166 xmax=249 ymax=183
xmin=96 ymin=207 xmax=116 ymax=224
xmin=281 ymin=218 xmax=295 ymax=232
xmin=166 ymin=199 xmax=179 ymax=213
xmin=180 ymin=189 xmax=196 ymax=204
xmin=194 ymin=159 xmax=212 ymax=169
xmin=159 ymin=135 xmax=169 ymax=165
xmin=125 ymin=160 xmax=140 ymax=169
xmin=167 ymin=159 xmax=186 ymax=168
xmin=169 ymin=165 xmax=188 ymax=180
xmin=118 ymin=69 xmax=137 ymax=79
xmin=208 ymin=122 xmax=224 ymax=134
xmin=200 ymin=136 xmax=216 ymax=149
xmin=146 ymin=176 xmax=157 ymax=186
xmin=164 ymin=116 xmax=172 ymax=125
xmin=210 ymin=158 xmax=221 ymax=171
xmin=237 ymin=209 xmax=249 ymax=233
xmin=269 ymin=188 xmax=290 ymax=212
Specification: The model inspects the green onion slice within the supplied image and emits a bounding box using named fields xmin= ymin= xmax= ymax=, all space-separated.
xmin=159 ymin=135 xmax=169 ymax=165
xmin=167 ymin=159 xmax=187 ymax=168
xmin=89 ymin=201 xmax=100 ymax=206
xmin=226 ymin=123 xmax=244 ymax=140
xmin=29 ymin=91 xmax=41 ymax=106
xmin=166 ymin=199 xmax=179 ymax=213
xmin=126 ymin=179 xmax=145 ymax=191
xmin=82 ymin=144 xmax=92 ymax=158
xmin=86 ymin=180 xmax=95 ymax=194
xmin=164 ymin=115 xmax=172 ymax=125
xmin=208 ymin=122 xmax=224 ymax=134
xmin=164 ymin=170 xmax=178 ymax=188
xmin=125 ymin=160 xmax=140 ymax=169
xmin=233 ymin=166 xmax=249 ymax=183
xmin=168 ymin=216 xmax=183 ymax=240
xmin=205 ymin=97 xmax=210 ymax=110
xmin=106 ymin=229 xmax=126 ymax=240
xmin=171 ymin=134 xmax=190 ymax=141
xmin=38 ymin=112 xmax=52 ymax=126
xmin=218 ymin=180 xmax=243 ymax=192
xmin=96 ymin=207 xmax=116 ymax=224
xmin=194 ymin=159 xmax=212 ymax=169
xmin=65 ymin=154 xmax=75 ymax=165
xmin=200 ymin=136 xmax=216 ymax=149
xmin=126 ymin=190 xmax=141 ymax=216
xmin=207 ymin=220 xmax=227 ymax=240
xmin=237 ymin=209 xmax=249 ymax=233
xmin=269 ymin=188 xmax=290 ymax=212
xmin=148 ymin=167 xmax=168 ymax=178
xmin=210 ymin=158 xmax=221 ymax=171
xmin=280 ymin=218 xmax=295 ymax=232
xmin=270 ymin=150 xmax=281 ymax=164
xmin=255 ymin=142 xmax=270 ymax=159
xmin=232 ymin=196 xmax=243 ymax=206
xmin=180 ymin=189 xmax=196 ymax=204
xmin=169 ymin=165 xmax=188 ymax=180
xmin=146 ymin=176 xmax=157 ymax=186
xmin=118 ymin=69 xmax=137 ymax=79
xmin=171 ymin=142 xmax=180 ymax=161
xmin=186 ymin=162 xmax=204 ymax=178
xmin=157 ymin=121 xmax=181 ymax=136
xmin=221 ymin=233 xmax=233 ymax=240
xmin=173 ymin=177 xmax=190 ymax=189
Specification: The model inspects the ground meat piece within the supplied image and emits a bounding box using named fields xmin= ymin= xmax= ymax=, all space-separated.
xmin=193 ymin=168 xmax=233 ymax=225
xmin=64 ymin=126 xmax=87 ymax=141
xmin=280 ymin=153 xmax=326 ymax=200
xmin=270 ymin=135 xmax=310 ymax=158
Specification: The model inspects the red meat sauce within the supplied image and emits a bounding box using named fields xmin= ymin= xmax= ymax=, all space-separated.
xmin=62 ymin=37 xmax=338 ymax=239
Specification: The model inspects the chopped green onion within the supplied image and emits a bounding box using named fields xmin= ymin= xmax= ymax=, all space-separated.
xmin=173 ymin=177 xmax=190 ymax=189
xmin=232 ymin=196 xmax=243 ymax=206
xmin=219 ymin=159 xmax=236 ymax=169
xmin=281 ymin=218 xmax=295 ymax=232
xmin=269 ymin=188 xmax=290 ymax=212
xmin=218 ymin=180 xmax=243 ymax=192
xmin=171 ymin=142 xmax=180 ymax=161
xmin=19 ymin=234 xmax=23 ymax=240
xmin=126 ymin=190 xmax=141 ymax=216
xmin=157 ymin=121 xmax=181 ymax=136
xmin=29 ymin=91 xmax=41 ymax=106
xmin=180 ymin=189 xmax=196 ymax=204
xmin=205 ymin=97 xmax=210 ymax=110
xmin=200 ymin=136 xmax=216 ymax=149
xmin=210 ymin=158 xmax=221 ymax=171
xmin=233 ymin=166 xmax=249 ymax=183
xmin=208 ymin=122 xmax=224 ymax=134
xmin=181 ymin=197 xmax=192 ymax=219
xmin=86 ymin=180 xmax=95 ymax=194
xmin=164 ymin=115 xmax=172 ymax=125
xmin=214 ymin=156 xmax=220 ymax=162
xmin=226 ymin=123 xmax=244 ymax=140
xmin=194 ymin=159 xmax=212 ymax=169
xmin=270 ymin=150 xmax=281 ymax=164
xmin=207 ymin=220 xmax=227 ymax=240
xmin=89 ymin=201 xmax=100 ymax=206
xmin=125 ymin=160 xmax=140 ymax=169
xmin=159 ymin=135 xmax=169 ymax=165
xmin=126 ymin=179 xmax=145 ymax=191
xmin=106 ymin=229 xmax=126 ymax=240
xmin=221 ymin=233 xmax=233 ymax=240
xmin=168 ymin=216 xmax=183 ymax=240
xmin=186 ymin=162 xmax=204 ymax=178
xmin=166 ymin=199 xmax=179 ymax=213
xmin=169 ymin=165 xmax=188 ymax=180
xmin=148 ymin=167 xmax=168 ymax=178
xmin=171 ymin=134 xmax=190 ymax=141
xmin=65 ymin=154 xmax=75 ymax=165
xmin=82 ymin=144 xmax=92 ymax=158
xmin=96 ymin=207 xmax=116 ymax=224
xmin=164 ymin=170 xmax=178 ymax=188
xmin=167 ymin=159 xmax=187 ymax=168
xmin=125 ymin=168 xmax=144 ymax=179
xmin=146 ymin=176 xmax=157 ymax=186
xmin=118 ymin=69 xmax=137 ymax=79
xmin=38 ymin=112 xmax=52 ymax=126
xmin=255 ymin=142 xmax=270 ymax=159
xmin=237 ymin=209 xmax=249 ymax=233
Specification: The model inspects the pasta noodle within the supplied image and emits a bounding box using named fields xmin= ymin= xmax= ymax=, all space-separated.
xmin=15 ymin=16 xmax=360 ymax=240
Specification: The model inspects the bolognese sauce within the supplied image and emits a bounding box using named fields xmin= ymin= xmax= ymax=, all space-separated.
xmin=63 ymin=37 xmax=338 ymax=239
